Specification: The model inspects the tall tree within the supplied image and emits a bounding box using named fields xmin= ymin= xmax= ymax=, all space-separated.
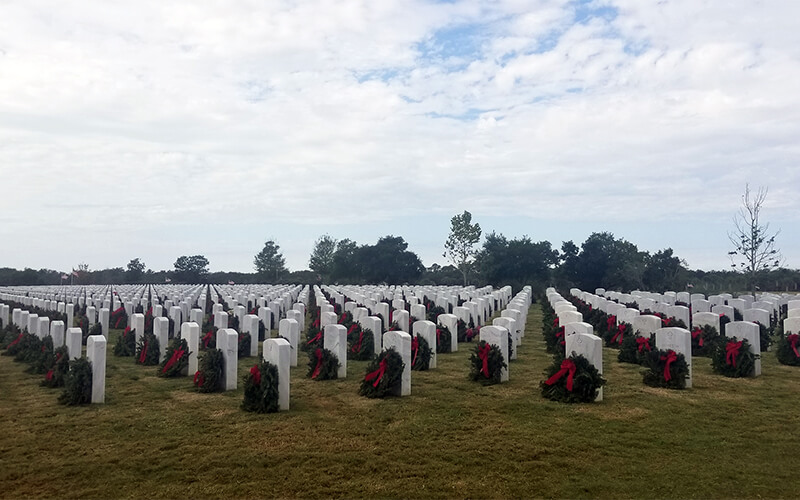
xmin=359 ymin=236 xmax=425 ymax=284
xmin=254 ymin=240 xmax=288 ymax=282
xmin=642 ymin=249 xmax=686 ymax=292
xmin=330 ymin=239 xmax=361 ymax=283
xmin=126 ymin=258 xmax=146 ymax=283
xmin=728 ymin=184 xmax=782 ymax=296
xmin=476 ymin=232 xmax=558 ymax=292
xmin=309 ymin=234 xmax=337 ymax=281
xmin=444 ymin=210 xmax=482 ymax=285
xmin=173 ymin=255 xmax=209 ymax=283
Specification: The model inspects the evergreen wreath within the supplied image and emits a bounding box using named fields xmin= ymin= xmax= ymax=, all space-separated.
xmin=457 ymin=319 xmax=468 ymax=342
xmin=26 ymin=335 xmax=55 ymax=375
xmin=307 ymin=347 xmax=339 ymax=381
xmin=237 ymin=331 xmax=251 ymax=359
xmin=241 ymin=360 xmax=280 ymax=413
xmin=690 ymin=325 xmax=719 ymax=357
xmin=158 ymin=338 xmax=190 ymax=377
xmin=12 ymin=332 xmax=43 ymax=364
xmin=194 ymin=348 xmax=224 ymax=393
xmin=642 ymin=348 xmax=690 ymax=390
xmin=719 ymin=314 xmax=731 ymax=336
xmin=435 ymin=326 xmax=452 ymax=354
xmin=83 ymin=322 xmax=102 ymax=343
xmin=114 ymin=326 xmax=136 ymax=357
xmin=303 ymin=329 xmax=324 ymax=352
xmin=135 ymin=331 xmax=161 ymax=366
xmin=755 ymin=322 xmax=772 ymax=352
xmin=58 ymin=357 xmax=93 ymax=406
xmin=508 ymin=332 xmax=515 ymax=361
xmin=606 ymin=323 xmax=632 ymax=349
xmin=776 ymin=333 xmax=800 ymax=366
xmin=359 ymin=348 xmax=405 ymax=399
xmin=1 ymin=324 xmax=21 ymax=348
xmin=411 ymin=335 xmax=432 ymax=371
xmin=42 ymin=345 xmax=70 ymax=388
xmin=540 ymin=353 xmax=606 ymax=403
xmin=618 ymin=334 xmax=653 ymax=364
xmin=200 ymin=327 xmax=218 ymax=351
xmin=111 ymin=306 xmax=127 ymax=329
xmin=348 ymin=326 xmax=374 ymax=361
xmin=75 ymin=314 xmax=89 ymax=337
xmin=427 ymin=305 xmax=446 ymax=323
xmin=711 ymin=337 xmax=756 ymax=378
xmin=338 ymin=310 xmax=353 ymax=325
xmin=468 ymin=341 xmax=507 ymax=386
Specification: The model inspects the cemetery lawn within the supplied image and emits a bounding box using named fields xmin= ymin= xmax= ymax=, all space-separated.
xmin=2 ymin=307 xmax=799 ymax=499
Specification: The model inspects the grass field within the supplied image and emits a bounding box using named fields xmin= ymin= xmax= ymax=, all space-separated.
xmin=2 ymin=304 xmax=799 ymax=499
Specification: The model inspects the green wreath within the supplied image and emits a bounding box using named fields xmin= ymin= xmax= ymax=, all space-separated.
xmin=194 ymin=348 xmax=224 ymax=393
xmin=111 ymin=306 xmax=127 ymax=329
xmin=11 ymin=332 xmax=42 ymax=364
xmin=58 ymin=357 xmax=93 ymax=406
xmin=307 ymin=347 xmax=339 ymax=381
xmin=199 ymin=327 xmax=218 ymax=351
xmin=755 ymin=322 xmax=772 ymax=352
xmin=348 ymin=326 xmax=374 ymax=361
xmin=237 ymin=331 xmax=251 ymax=359
xmin=302 ymin=329 xmax=324 ymax=352
xmin=507 ymin=332 xmax=515 ymax=361
xmin=605 ymin=323 xmax=632 ymax=349
xmin=26 ymin=335 xmax=55 ymax=375
xmin=135 ymin=331 xmax=161 ymax=366
xmin=83 ymin=322 xmax=102 ymax=343
xmin=540 ymin=353 xmax=606 ymax=403
xmin=711 ymin=337 xmax=756 ymax=378
xmin=411 ymin=335 xmax=432 ymax=371
xmin=241 ymin=360 xmax=280 ymax=413
xmin=642 ymin=348 xmax=690 ymax=390
xmin=457 ymin=319 xmax=468 ymax=342
xmin=1 ymin=324 xmax=21 ymax=348
xmin=435 ymin=326 xmax=452 ymax=354
xmin=427 ymin=305 xmax=446 ymax=323
xmin=359 ymin=348 xmax=405 ymax=399
xmin=618 ymin=334 xmax=653 ymax=364
xmin=42 ymin=346 xmax=70 ymax=388
xmin=158 ymin=338 xmax=190 ymax=377
xmin=468 ymin=341 xmax=507 ymax=386
xmin=114 ymin=326 xmax=137 ymax=357
xmin=776 ymin=333 xmax=800 ymax=367
xmin=690 ymin=325 xmax=720 ymax=357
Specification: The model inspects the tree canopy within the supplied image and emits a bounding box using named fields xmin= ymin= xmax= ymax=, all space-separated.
xmin=173 ymin=255 xmax=209 ymax=283
xmin=254 ymin=240 xmax=288 ymax=283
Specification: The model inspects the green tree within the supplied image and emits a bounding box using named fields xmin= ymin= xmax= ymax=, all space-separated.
xmin=330 ymin=239 xmax=361 ymax=283
xmin=309 ymin=235 xmax=337 ymax=281
xmin=173 ymin=255 xmax=209 ymax=283
xmin=359 ymin=236 xmax=425 ymax=284
xmin=444 ymin=211 xmax=482 ymax=285
xmin=728 ymin=185 xmax=782 ymax=296
xmin=570 ymin=232 xmax=646 ymax=292
xmin=642 ymin=249 xmax=686 ymax=292
xmin=476 ymin=232 xmax=558 ymax=292
xmin=254 ymin=240 xmax=288 ymax=283
xmin=126 ymin=258 xmax=146 ymax=283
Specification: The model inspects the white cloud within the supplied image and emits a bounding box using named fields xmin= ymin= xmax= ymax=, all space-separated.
xmin=0 ymin=0 xmax=798 ymax=273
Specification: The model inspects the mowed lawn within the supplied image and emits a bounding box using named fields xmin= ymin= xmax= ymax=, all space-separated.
xmin=2 ymin=304 xmax=799 ymax=499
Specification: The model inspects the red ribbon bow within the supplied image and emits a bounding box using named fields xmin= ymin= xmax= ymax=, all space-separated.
xmin=544 ymin=359 xmax=577 ymax=391
xmin=726 ymin=341 xmax=743 ymax=367
xmin=161 ymin=348 xmax=186 ymax=373
xmin=611 ymin=324 xmax=625 ymax=344
xmin=691 ymin=327 xmax=704 ymax=347
xmin=250 ymin=365 xmax=261 ymax=385
xmin=307 ymin=331 xmax=322 ymax=345
xmin=138 ymin=341 xmax=148 ymax=363
xmin=364 ymin=358 xmax=387 ymax=387
xmin=8 ymin=333 xmax=23 ymax=347
xmin=556 ymin=326 xmax=565 ymax=339
xmin=311 ymin=348 xmax=324 ymax=379
xmin=606 ymin=316 xmax=616 ymax=331
xmin=477 ymin=342 xmax=492 ymax=378
xmin=202 ymin=331 xmax=213 ymax=348
xmin=553 ymin=317 xmax=560 ymax=327
xmin=351 ymin=330 xmax=364 ymax=353
xmin=193 ymin=371 xmax=205 ymax=387
xmin=347 ymin=324 xmax=358 ymax=335
xmin=45 ymin=369 xmax=54 ymax=381
xmin=661 ymin=350 xmax=677 ymax=381
xmin=313 ymin=318 xmax=320 ymax=328
xmin=411 ymin=337 xmax=419 ymax=366
xmin=787 ymin=334 xmax=800 ymax=358
xmin=636 ymin=336 xmax=651 ymax=352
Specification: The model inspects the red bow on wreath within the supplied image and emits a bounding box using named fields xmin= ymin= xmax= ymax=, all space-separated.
xmin=250 ymin=365 xmax=261 ymax=385
xmin=311 ymin=348 xmax=324 ymax=379
xmin=411 ymin=337 xmax=419 ymax=366
xmin=553 ymin=317 xmax=560 ymax=327
xmin=691 ymin=327 xmax=704 ymax=347
xmin=788 ymin=334 xmax=800 ymax=358
xmin=202 ymin=331 xmax=213 ymax=348
xmin=364 ymin=358 xmax=387 ymax=387
xmin=660 ymin=350 xmax=677 ymax=381
xmin=606 ymin=316 xmax=616 ymax=331
xmin=726 ymin=341 xmax=743 ymax=367
xmin=7 ymin=333 xmax=22 ymax=348
xmin=347 ymin=324 xmax=358 ymax=335
xmin=477 ymin=342 xmax=492 ymax=378
xmin=611 ymin=324 xmax=626 ymax=344
xmin=545 ymin=359 xmax=577 ymax=392
xmin=193 ymin=371 xmax=205 ymax=387
xmin=162 ymin=348 xmax=186 ymax=373
xmin=138 ymin=341 xmax=148 ymax=363
xmin=307 ymin=331 xmax=322 ymax=345
xmin=636 ymin=336 xmax=651 ymax=353
xmin=351 ymin=330 xmax=364 ymax=353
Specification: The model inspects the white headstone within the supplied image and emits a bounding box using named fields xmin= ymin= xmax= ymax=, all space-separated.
xmin=412 ymin=320 xmax=437 ymax=369
xmin=725 ymin=321 xmax=761 ymax=377
xmin=217 ymin=328 xmax=238 ymax=391
xmin=633 ymin=315 xmax=662 ymax=337
xmin=480 ymin=325 xmax=509 ymax=382
xmin=99 ymin=308 xmax=110 ymax=338
xmin=182 ymin=322 xmax=200 ymax=376
xmin=132 ymin=313 xmax=145 ymax=344
xmin=86 ymin=335 xmax=107 ymax=404
xmin=359 ymin=316 xmax=383 ymax=354
xmin=153 ymin=317 xmax=169 ymax=362
xmin=493 ymin=317 xmax=517 ymax=359
xmin=394 ymin=310 xmax=410 ymax=334
xmin=50 ymin=321 xmax=65 ymax=347
xmin=37 ymin=317 xmax=50 ymax=340
xmin=692 ymin=312 xmax=721 ymax=333
xmin=437 ymin=313 xmax=459 ymax=352
xmin=66 ymin=327 xmax=82 ymax=360
xmin=564 ymin=332 xmax=603 ymax=401
xmin=263 ymin=338 xmax=291 ymax=411
xmin=242 ymin=314 xmax=260 ymax=357
xmin=278 ymin=318 xmax=299 ymax=367
xmin=383 ymin=330 xmax=411 ymax=396
xmin=655 ymin=327 xmax=692 ymax=388
xmin=324 ymin=324 xmax=347 ymax=378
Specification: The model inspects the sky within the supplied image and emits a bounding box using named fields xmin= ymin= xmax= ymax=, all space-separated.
xmin=1 ymin=0 xmax=798 ymax=275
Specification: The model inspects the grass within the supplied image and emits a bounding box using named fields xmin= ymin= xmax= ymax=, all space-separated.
xmin=2 ymin=304 xmax=800 ymax=499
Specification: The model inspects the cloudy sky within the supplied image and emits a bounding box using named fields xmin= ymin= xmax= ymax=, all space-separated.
xmin=1 ymin=0 xmax=798 ymax=276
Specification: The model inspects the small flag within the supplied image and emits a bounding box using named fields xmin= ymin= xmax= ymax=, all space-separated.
xmin=228 ymin=281 xmax=235 ymax=285
xmin=72 ymin=271 xmax=79 ymax=277
xmin=61 ymin=274 xmax=69 ymax=280
xmin=165 ymin=278 xmax=172 ymax=283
